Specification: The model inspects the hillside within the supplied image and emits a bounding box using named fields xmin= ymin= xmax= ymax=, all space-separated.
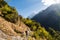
xmin=0 ymin=17 xmax=29 ymax=40
xmin=32 ymin=4 xmax=60 ymax=31
xmin=32 ymin=4 xmax=60 ymax=40
xmin=0 ymin=0 xmax=58 ymax=40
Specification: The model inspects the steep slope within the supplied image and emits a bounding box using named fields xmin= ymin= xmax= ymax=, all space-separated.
xmin=21 ymin=18 xmax=53 ymax=40
xmin=0 ymin=0 xmax=31 ymax=40
xmin=0 ymin=0 xmax=55 ymax=40
xmin=32 ymin=4 xmax=60 ymax=31
xmin=0 ymin=17 xmax=28 ymax=35
xmin=0 ymin=16 xmax=30 ymax=40
xmin=31 ymin=4 xmax=60 ymax=40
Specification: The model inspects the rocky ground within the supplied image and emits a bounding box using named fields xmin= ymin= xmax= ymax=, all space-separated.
xmin=0 ymin=17 xmax=30 ymax=40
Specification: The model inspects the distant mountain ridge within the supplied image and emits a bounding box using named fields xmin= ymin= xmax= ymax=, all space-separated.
xmin=31 ymin=4 xmax=60 ymax=31
xmin=28 ymin=13 xmax=36 ymax=19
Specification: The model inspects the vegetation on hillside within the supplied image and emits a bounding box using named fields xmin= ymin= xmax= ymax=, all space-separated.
xmin=20 ymin=17 xmax=53 ymax=40
xmin=20 ymin=17 xmax=60 ymax=40
xmin=0 ymin=0 xmax=60 ymax=40
xmin=0 ymin=0 xmax=18 ymax=23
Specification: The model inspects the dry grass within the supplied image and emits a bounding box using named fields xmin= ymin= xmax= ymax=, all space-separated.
xmin=0 ymin=17 xmax=28 ymax=36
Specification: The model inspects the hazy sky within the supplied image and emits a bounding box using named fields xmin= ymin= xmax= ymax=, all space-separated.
xmin=6 ymin=0 xmax=60 ymax=18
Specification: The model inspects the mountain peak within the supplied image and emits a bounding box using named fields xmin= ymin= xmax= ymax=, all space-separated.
xmin=47 ymin=4 xmax=60 ymax=10
xmin=32 ymin=4 xmax=60 ymax=31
